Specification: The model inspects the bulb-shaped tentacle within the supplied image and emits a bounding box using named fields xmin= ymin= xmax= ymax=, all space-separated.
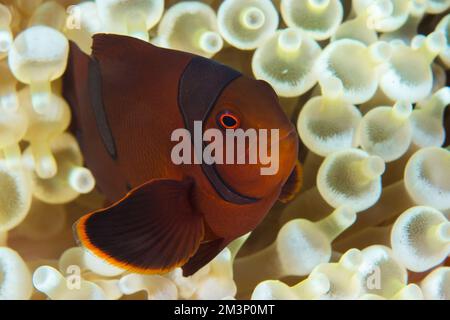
xmin=338 ymin=147 xmax=450 ymax=245
xmin=27 ymin=1 xmax=66 ymax=31
xmin=58 ymin=247 xmax=125 ymax=278
xmin=391 ymin=206 xmax=450 ymax=272
xmin=23 ymin=133 xmax=95 ymax=204
xmin=420 ymin=267 xmax=450 ymax=300
xmin=55 ymin=251 xmax=122 ymax=300
xmin=0 ymin=247 xmax=33 ymax=299
xmin=297 ymin=76 xmax=362 ymax=156
xmin=96 ymin=0 xmax=164 ymax=42
xmin=0 ymin=161 xmax=32 ymax=232
xmin=337 ymin=145 xmax=450 ymax=242
xmin=81 ymin=273 xmax=122 ymax=300
xmin=235 ymin=206 xmax=356 ymax=295
xmin=426 ymin=0 xmax=450 ymax=14
xmin=157 ymin=2 xmax=223 ymax=58
xmin=65 ymin=2 xmax=103 ymax=54
xmin=165 ymin=248 xmax=236 ymax=300
xmin=337 ymin=146 xmax=448 ymax=242
xmin=251 ymin=272 xmax=330 ymax=300
xmin=315 ymin=39 xmax=391 ymax=104
xmin=410 ymin=87 xmax=450 ymax=148
xmin=217 ymin=0 xmax=278 ymax=50
xmin=380 ymin=32 xmax=446 ymax=102
xmin=280 ymin=0 xmax=343 ymax=41
xmin=29 ymin=140 xmax=57 ymax=179
xmin=191 ymin=249 xmax=236 ymax=300
xmin=332 ymin=9 xmax=375 ymax=45
xmin=413 ymin=31 xmax=447 ymax=64
xmin=404 ymin=147 xmax=450 ymax=210
xmin=165 ymin=268 xmax=204 ymax=299
xmin=58 ymin=247 xmax=86 ymax=275
xmin=67 ymin=166 xmax=95 ymax=194
xmin=357 ymin=101 xmax=413 ymax=162
xmin=33 ymin=265 xmax=106 ymax=300
xmin=83 ymin=250 xmax=125 ymax=278
xmin=119 ymin=274 xmax=178 ymax=300
xmin=19 ymin=88 xmax=71 ymax=179
xmin=380 ymin=1 xmax=426 ymax=44
xmin=370 ymin=0 xmax=409 ymax=32
xmin=0 ymin=3 xmax=13 ymax=60
xmin=280 ymin=149 xmax=385 ymax=224
xmin=353 ymin=0 xmax=410 ymax=33
xmin=309 ymin=248 xmax=364 ymax=300
xmin=0 ymin=62 xmax=27 ymax=168
xmin=317 ymin=148 xmax=385 ymax=212
xmin=252 ymin=28 xmax=321 ymax=98
xmin=333 ymin=0 xmax=394 ymax=44
xmin=8 ymin=26 xmax=69 ymax=114
xmin=357 ymin=245 xmax=408 ymax=298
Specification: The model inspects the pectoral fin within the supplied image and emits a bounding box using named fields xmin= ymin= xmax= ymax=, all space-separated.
xmin=74 ymin=178 xmax=204 ymax=274
xmin=278 ymin=160 xmax=303 ymax=203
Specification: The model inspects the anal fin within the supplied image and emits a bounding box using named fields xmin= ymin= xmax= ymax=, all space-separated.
xmin=182 ymin=238 xmax=231 ymax=276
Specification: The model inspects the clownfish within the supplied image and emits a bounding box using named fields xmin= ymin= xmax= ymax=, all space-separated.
xmin=63 ymin=34 xmax=301 ymax=276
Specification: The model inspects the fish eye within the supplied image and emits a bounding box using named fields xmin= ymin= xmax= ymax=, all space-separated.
xmin=217 ymin=111 xmax=240 ymax=130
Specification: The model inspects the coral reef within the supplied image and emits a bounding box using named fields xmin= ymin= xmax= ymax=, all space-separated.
xmin=0 ymin=0 xmax=448 ymax=300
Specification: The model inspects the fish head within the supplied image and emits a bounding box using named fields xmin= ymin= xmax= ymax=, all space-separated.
xmin=203 ymin=76 xmax=299 ymax=201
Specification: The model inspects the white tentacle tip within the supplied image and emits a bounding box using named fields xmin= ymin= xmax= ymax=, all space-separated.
xmin=436 ymin=222 xmax=450 ymax=243
xmin=240 ymin=7 xmax=266 ymax=30
xmin=69 ymin=167 xmax=96 ymax=194
xmin=278 ymin=28 xmax=303 ymax=52
xmin=199 ymin=31 xmax=223 ymax=55
xmin=362 ymin=156 xmax=386 ymax=180
xmin=340 ymin=248 xmax=363 ymax=271
xmin=319 ymin=76 xmax=344 ymax=99
xmin=334 ymin=206 xmax=357 ymax=228
xmin=393 ymin=101 xmax=413 ymax=119
xmin=309 ymin=272 xmax=331 ymax=295
xmin=426 ymin=31 xmax=447 ymax=54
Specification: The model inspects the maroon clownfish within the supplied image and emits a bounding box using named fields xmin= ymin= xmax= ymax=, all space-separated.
xmin=63 ymin=34 xmax=301 ymax=276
